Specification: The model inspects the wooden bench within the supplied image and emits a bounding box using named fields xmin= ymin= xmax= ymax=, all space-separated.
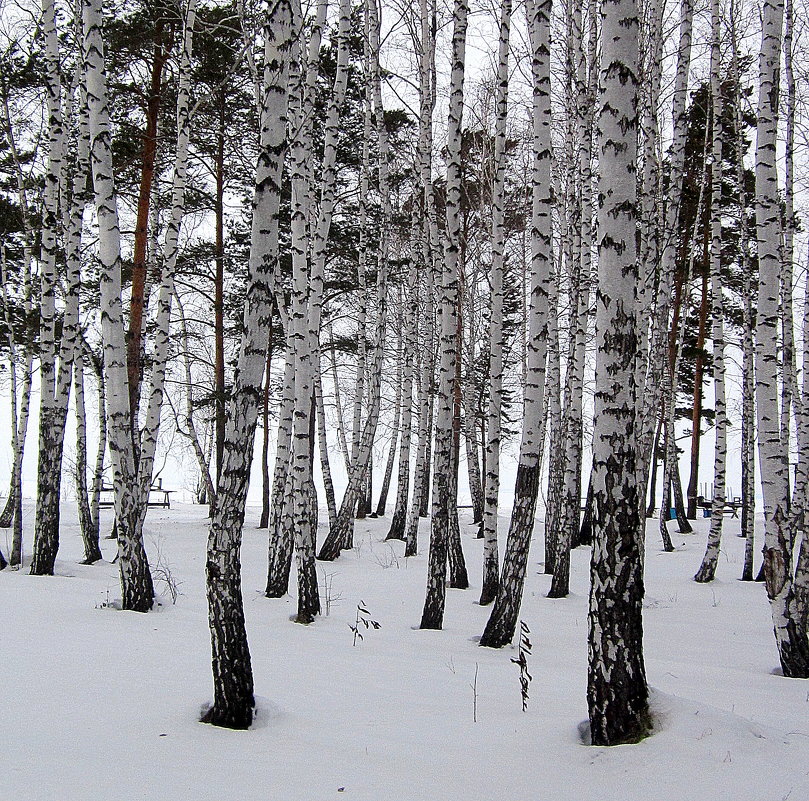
xmin=98 ymin=483 xmax=176 ymax=509
xmin=696 ymin=496 xmax=744 ymax=518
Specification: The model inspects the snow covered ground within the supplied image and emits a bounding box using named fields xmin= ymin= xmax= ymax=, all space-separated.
xmin=1 ymin=503 xmax=808 ymax=801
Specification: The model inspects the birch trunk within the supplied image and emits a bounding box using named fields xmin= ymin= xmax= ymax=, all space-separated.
xmin=419 ymin=0 xmax=469 ymax=629
xmin=31 ymin=0 xmax=71 ymax=575
xmin=74 ymin=350 xmax=102 ymax=564
xmin=543 ymin=247 xmax=563 ymax=575
xmin=315 ymin=367 xmax=338 ymax=530
xmin=586 ymin=0 xmax=650 ymax=745
xmin=174 ymin=292 xmax=217 ymax=513
xmin=377 ymin=308 xmax=403 ymax=519
xmin=480 ymin=0 xmax=512 ymax=604
xmin=90 ymin=351 xmax=106 ymax=535
xmin=319 ymin=0 xmax=389 ymax=560
xmin=695 ymin=0 xmax=726 ymax=584
xmin=284 ymin=4 xmax=321 ymax=622
xmin=741 ymin=273 xmax=756 ymax=580
xmin=404 ymin=0 xmax=438 ymax=556
xmin=780 ymin=0 xmax=797 ymax=503
xmin=479 ymin=0 xmax=551 ymax=647
xmin=0 ymin=81 xmax=36 ymax=537
xmin=642 ymin=0 xmax=694 ymax=531
xmin=81 ymin=0 xmax=154 ymax=610
xmin=284 ymin=0 xmax=350 ymax=613
xmin=0 ymin=248 xmax=34 ymax=562
xmin=265 ymin=345 xmax=296 ymax=596
xmin=202 ymin=0 xmax=293 ymax=728
xmin=549 ymin=0 xmax=593 ymax=597
xmin=387 ymin=266 xmax=417 ymax=541
xmin=754 ymin=0 xmax=809 ymax=677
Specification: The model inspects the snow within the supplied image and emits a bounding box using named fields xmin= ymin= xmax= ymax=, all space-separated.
xmin=2 ymin=504 xmax=808 ymax=801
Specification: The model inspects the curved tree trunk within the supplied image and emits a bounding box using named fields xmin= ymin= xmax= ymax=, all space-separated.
xmin=479 ymin=0 xmax=551 ymax=647
xmin=202 ymin=0 xmax=292 ymax=729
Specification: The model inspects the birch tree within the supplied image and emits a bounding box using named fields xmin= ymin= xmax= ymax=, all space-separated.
xmin=420 ymin=0 xmax=469 ymax=629
xmin=75 ymin=0 xmax=154 ymax=610
xmin=203 ymin=0 xmax=293 ymax=728
xmin=586 ymin=0 xmax=650 ymax=745
xmin=479 ymin=0 xmax=551 ymax=647
xmin=753 ymin=0 xmax=809 ymax=677
xmin=695 ymin=0 xmax=727 ymax=583
xmin=480 ymin=0 xmax=512 ymax=605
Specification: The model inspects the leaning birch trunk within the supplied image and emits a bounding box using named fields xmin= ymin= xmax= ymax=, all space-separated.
xmin=265 ymin=344 xmax=296 ymax=596
xmin=643 ymin=0 xmax=694 ymax=529
xmin=479 ymin=0 xmax=551 ymax=646
xmin=480 ymin=0 xmax=512 ymax=605
xmin=634 ymin=0 xmax=664 ymax=505
xmin=660 ymin=119 xmax=712 ymax=544
xmin=203 ymin=0 xmax=292 ymax=728
xmin=0 ymin=80 xmax=36 ymax=536
xmin=387 ymin=267 xmax=417 ymax=541
xmin=173 ymin=292 xmax=217 ymax=510
xmin=404 ymin=0 xmax=437 ymax=558
xmin=0 ymin=247 xmax=34 ymax=562
xmin=282 ymin=0 xmax=350 ymax=586
xmin=753 ymin=0 xmax=809 ymax=677
xmin=378 ymin=311 xmax=403 ymax=519
xmin=327 ymin=325 xmax=351 ymax=472
xmin=283 ymin=0 xmax=322 ymax=623
xmin=81 ymin=0 xmax=154 ymax=609
xmin=549 ymin=0 xmax=591 ymax=598
xmin=31 ymin=0 xmax=71 ymax=575
xmin=405 ymin=236 xmax=435 ymax=557
xmin=586 ymin=0 xmax=650 ymax=745
xmin=315 ymin=368 xmax=338 ymax=530
xmin=74 ymin=345 xmax=102 ymax=563
xmin=319 ymin=0 xmax=389 ymax=559
xmin=89 ymin=350 xmax=106 ymax=535
xmin=419 ymin=0 xmax=469 ymax=630
xmin=695 ymin=0 xmax=726 ymax=584
xmin=272 ymin=0 xmax=338 ymax=611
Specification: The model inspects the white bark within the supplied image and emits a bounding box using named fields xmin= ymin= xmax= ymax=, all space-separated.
xmin=479 ymin=0 xmax=552 ymax=647
xmin=420 ymin=0 xmax=469 ymax=630
xmin=587 ymin=0 xmax=649 ymax=745
xmin=82 ymin=0 xmax=153 ymax=609
xmin=754 ymin=0 xmax=809 ymax=676
xmin=695 ymin=0 xmax=726 ymax=584
xmin=480 ymin=0 xmax=511 ymax=606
